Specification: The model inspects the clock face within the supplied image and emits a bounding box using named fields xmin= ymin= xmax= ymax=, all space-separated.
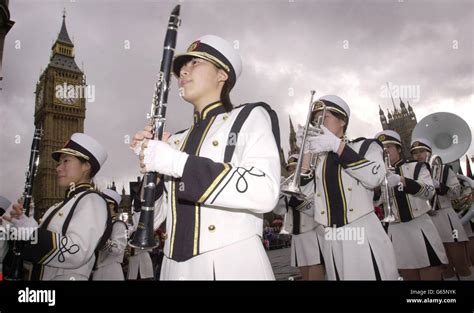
xmin=55 ymin=81 xmax=79 ymax=106
xmin=58 ymin=95 xmax=79 ymax=106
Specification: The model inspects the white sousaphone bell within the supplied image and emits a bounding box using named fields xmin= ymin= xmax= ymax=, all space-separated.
xmin=412 ymin=112 xmax=472 ymax=164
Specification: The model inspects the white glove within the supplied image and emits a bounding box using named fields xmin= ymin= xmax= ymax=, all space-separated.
xmin=386 ymin=172 xmax=402 ymax=188
xmin=433 ymin=180 xmax=440 ymax=189
xmin=296 ymin=124 xmax=322 ymax=149
xmin=9 ymin=214 xmax=38 ymax=240
xmin=306 ymin=125 xmax=341 ymax=154
xmin=143 ymin=140 xmax=189 ymax=178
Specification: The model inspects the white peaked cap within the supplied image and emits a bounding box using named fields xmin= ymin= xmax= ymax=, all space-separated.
xmin=102 ymin=189 xmax=122 ymax=206
xmin=52 ymin=133 xmax=108 ymax=175
xmin=411 ymin=138 xmax=431 ymax=147
xmin=375 ymin=130 xmax=402 ymax=146
xmin=173 ymin=34 xmax=242 ymax=89
xmin=317 ymin=95 xmax=351 ymax=119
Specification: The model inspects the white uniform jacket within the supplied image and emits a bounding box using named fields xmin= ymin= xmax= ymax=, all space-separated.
xmin=391 ymin=160 xmax=436 ymax=221
xmin=93 ymin=219 xmax=127 ymax=280
xmin=152 ymin=102 xmax=281 ymax=262
xmin=434 ymin=165 xmax=461 ymax=210
xmin=303 ymin=138 xmax=386 ymax=227
xmin=458 ymin=175 xmax=474 ymax=224
xmin=23 ymin=184 xmax=108 ymax=280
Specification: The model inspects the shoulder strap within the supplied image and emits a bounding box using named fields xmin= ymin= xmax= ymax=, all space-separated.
xmin=61 ymin=190 xmax=99 ymax=235
xmin=224 ymin=102 xmax=281 ymax=163
xmin=442 ymin=165 xmax=450 ymax=185
xmin=358 ymin=138 xmax=381 ymax=158
xmin=413 ymin=162 xmax=426 ymax=181
xmin=62 ymin=190 xmax=112 ymax=252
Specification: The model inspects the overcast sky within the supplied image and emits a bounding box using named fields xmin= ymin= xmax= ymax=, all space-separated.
xmin=1 ymin=0 xmax=473 ymax=202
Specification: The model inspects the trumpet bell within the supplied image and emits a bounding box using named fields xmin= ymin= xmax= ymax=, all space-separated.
xmin=412 ymin=112 xmax=472 ymax=164
xmin=381 ymin=214 xmax=396 ymax=223
xmin=280 ymin=175 xmax=311 ymax=203
xmin=280 ymin=186 xmax=310 ymax=202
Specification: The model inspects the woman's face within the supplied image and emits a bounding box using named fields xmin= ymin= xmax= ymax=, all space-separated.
xmin=56 ymin=154 xmax=91 ymax=187
xmin=314 ymin=110 xmax=346 ymax=136
xmin=412 ymin=150 xmax=429 ymax=163
xmin=178 ymin=57 xmax=228 ymax=104
xmin=384 ymin=144 xmax=401 ymax=164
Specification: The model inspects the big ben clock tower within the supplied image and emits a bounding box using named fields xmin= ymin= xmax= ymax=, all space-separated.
xmin=33 ymin=10 xmax=87 ymax=213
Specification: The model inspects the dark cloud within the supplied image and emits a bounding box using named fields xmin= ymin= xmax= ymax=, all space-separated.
xmin=1 ymin=0 xmax=473 ymax=202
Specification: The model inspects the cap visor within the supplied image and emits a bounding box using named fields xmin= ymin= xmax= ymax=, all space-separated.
xmin=52 ymin=148 xmax=90 ymax=162
xmin=172 ymin=52 xmax=230 ymax=77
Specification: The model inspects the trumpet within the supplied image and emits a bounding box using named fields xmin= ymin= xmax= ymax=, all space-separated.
xmin=280 ymin=91 xmax=326 ymax=204
xmin=427 ymin=154 xmax=443 ymax=213
xmin=380 ymin=149 xmax=398 ymax=223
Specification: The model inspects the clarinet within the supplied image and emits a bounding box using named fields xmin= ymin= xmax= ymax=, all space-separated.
xmin=5 ymin=126 xmax=43 ymax=280
xmin=129 ymin=5 xmax=181 ymax=250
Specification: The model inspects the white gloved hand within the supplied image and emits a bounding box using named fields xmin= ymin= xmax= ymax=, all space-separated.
xmin=143 ymin=140 xmax=189 ymax=178
xmin=433 ymin=180 xmax=440 ymax=189
xmin=386 ymin=172 xmax=402 ymax=188
xmin=306 ymin=125 xmax=341 ymax=154
xmin=295 ymin=125 xmax=312 ymax=153
xmin=8 ymin=214 xmax=38 ymax=240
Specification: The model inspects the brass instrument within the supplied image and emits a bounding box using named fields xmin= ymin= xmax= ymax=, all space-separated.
xmin=412 ymin=112 xmax=472 ymax=214
xmin=452 ymin=175 xmax=473 ymax=212
xmin=280 ymin=91 xmax=326 ymax=204
xmin=381 ymin=149 xmax=398 ymax=223
xmin=428 ymin=154 xmax=443 ymax=212
xmin=452 ymin=194 xmax=472 ymax=213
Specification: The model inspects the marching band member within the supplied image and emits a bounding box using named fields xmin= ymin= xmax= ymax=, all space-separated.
xmin=131 ymin=35 xmax=280 ymax=280
xmin=3 ymin=133 xmax=109 ymax=280
xmin=456 ymin=174 xmax=474 ymax=277
xmin=296 ymin=96 xmax=398 ymax=280
xmin=411 ymin=138 xmax=472 ymax=280
xmin=92 ymin=189 xmax=127 ymax=280
xmin=274 ymin=155 xmax=326 ymax=280
xmin=376 ymin=131 xmax=447 ymax=280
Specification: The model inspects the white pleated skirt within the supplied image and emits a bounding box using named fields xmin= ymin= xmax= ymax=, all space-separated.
xmin=127 ymin=251 xmax=154 ymax=279
xmin=92 ymin=262 xmax=125 ymax=280
xmin=320 ymin=212 xmax=399 ymax=280
xmin=290 ymin=226 xmax=324 ymax=267
xmin=430 ymin=208 xmax=469 ymax=243
xmin=160 ymin=235 xmax=275 ymax=280
xmin=388 ymin=213 xmax=448 ymax=269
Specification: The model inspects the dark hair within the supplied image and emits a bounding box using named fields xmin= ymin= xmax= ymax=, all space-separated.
xmin=220 ymin=80 xmax=233 ymax=112
xmin=397 ymin=145 xmax=404 ymax=158
xmin=108 ymin=201 xmax=119 ymax=213
xmin=77 ymin=157 xmax=95 ymax=178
